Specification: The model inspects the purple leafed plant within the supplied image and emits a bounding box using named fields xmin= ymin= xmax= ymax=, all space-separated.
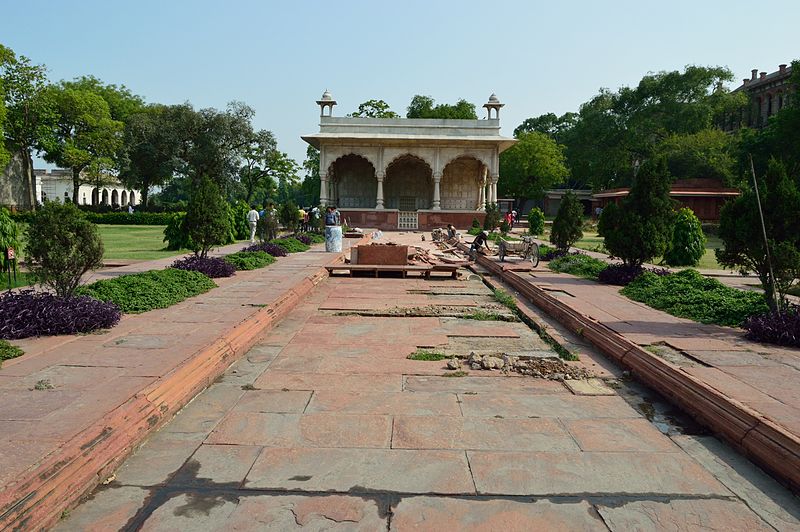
xmin=0 ymin=290 xmax=122 ymax=339
xmin=743 ymin=306 xmax=800 ymax=347
xmin=598 ymin=264 xmax=672 ymax=286
xmin=541 ymin=248 xmax=571 ymax=261
xmin=291 ymin=234 xmax=313 ymax=246
xmin=171 ymin=256 xmax=236 ymax=278
xmin=241 ymin=242 xmax=288 ymax=257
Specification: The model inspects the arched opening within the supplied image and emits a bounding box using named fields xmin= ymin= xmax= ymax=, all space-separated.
xmin=129 ymin=191 xmax=136 ymax=205
xmin=91 ymin=188 xmax=99 ymax=206
xmin=328 ymin=154 xmax=376 ymax=208
xmin=111 ymin=189 xmax=119 ymax=207
xmin=121 ymin=190 xmax=128 ymax=206
xmin=441 ymin=156 xmax=485 ymax=210
xmin=101 ymin=189 xmax=109 ymax=205
xmin=384 ymin=155 xmax=432 ymax=210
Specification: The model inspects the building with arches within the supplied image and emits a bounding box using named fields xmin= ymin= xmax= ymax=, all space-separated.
xmin=302 ymin=91 xmax=516 ymax=230
xmin=34 ymin=169 xmax=140 ymax=208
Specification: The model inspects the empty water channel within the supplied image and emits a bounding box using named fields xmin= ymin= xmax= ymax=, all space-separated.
xmin=57 ymin=264 xmax=800 ymax=530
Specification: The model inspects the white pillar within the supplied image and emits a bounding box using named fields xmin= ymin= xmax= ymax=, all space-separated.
xmin=320 ymin=173 xmax=329 ymax=205
xmin=432 ymin=172 xmax=442 ymax=210
xmin=490 ymin=175 xmax=499 ymax=204
xmin=376 ymin=172 xmax=385 ymax=209
xmin=477 ymin=178 xmax=485 ymax=210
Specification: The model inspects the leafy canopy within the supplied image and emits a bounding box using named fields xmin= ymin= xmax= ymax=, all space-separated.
xmin=406 ymin=95 xmax=477 ymax=119
xmin=349 ymin=99 xmax=398 ymax=118
xmin=499 ymin=131 xmax=569 ymax=198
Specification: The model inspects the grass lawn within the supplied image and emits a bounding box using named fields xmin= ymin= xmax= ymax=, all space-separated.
xmin=96 ymin=225 xmax=184 ymax=261
xmin=0 ymin=270 xmax=35 ymax=290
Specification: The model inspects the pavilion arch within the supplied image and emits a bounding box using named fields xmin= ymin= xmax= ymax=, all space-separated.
xmin=441 ymin=155 xmax=486 ymax=210
xmin=384 ymin=154 xmax=433 ymax=210
xmin=101 ymin=189 xmax=109 ymax=205
xmin=328 ymin=154 xmax=377 ymax=208
xmin=129 ymin=191 xmax=136 ymax=205
xmin=91 ymin=188 xmax=100 ymax=206
xmin=121 ymin=190 xmax=128 ymax=206
xmin=111 ymin=189 xmax=119 ymax=206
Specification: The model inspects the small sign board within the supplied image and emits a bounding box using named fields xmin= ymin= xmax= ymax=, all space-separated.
xmin=5 ymin=247 xmax=14 ymax=261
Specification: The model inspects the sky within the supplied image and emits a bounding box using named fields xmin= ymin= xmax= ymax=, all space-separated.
xmin=3 ymin=0 xmax=798 ymax=169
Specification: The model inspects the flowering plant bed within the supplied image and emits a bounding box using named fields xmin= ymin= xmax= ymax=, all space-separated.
xmin=171 ymin=256 xmax=236 ymax=278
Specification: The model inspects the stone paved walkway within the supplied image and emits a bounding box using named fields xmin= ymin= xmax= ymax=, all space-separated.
xmin=57 ymin=273 xmax=800 ymax=530
xmin=0 ymin=238 xmax=364 ymax=528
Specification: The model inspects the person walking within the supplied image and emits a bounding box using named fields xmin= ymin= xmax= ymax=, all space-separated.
xmin=247 ymin=205 xmax=260 ymax=243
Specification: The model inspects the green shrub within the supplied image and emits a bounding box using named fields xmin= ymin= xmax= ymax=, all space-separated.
xmin=223 ymin=251 xmax=275 ymax=270
xmin=471 ymin=217 xmax=481 ymax=228
xmin=163 ymin=213 xmax=191 ymax=251
xmin=467 ymin=226 xmax=481 ymax=236
xmin=0 ymin=339 xmax=24 ymax=367
xmin=664 ymin=208 xmax=706 ymax=266
xmin=407 ymin=350 xmax=448 ymax=361
xmin=483 ymin=203 xmax=500 ymax=230
xmin=305 ymin=233 xmax=325 ymax=244
xmin=527 ymin=207 xmax=545 ymax=236
xmin=279 ymin=200 xmax=299 ymax=232
xmin=83 ymin=212 xmax=178 ymax=225
xmin=77 ymin=268 xmax=216 ymax=313
xmin=621 ymin=269 xmax=769 ymax=327
xmin=548 ymin=253 xmax=607 ymax=280
xmin=185 ymin=177 xmax=231 ymax=258
xmin=598 ymin=159 xmax=675 ymax=266
xmin=499 ymin=220 xmax=510 ymax=234
xmin=25 ymin=202 xmax=104 ymax=297
xmin=550 ymin=191 xmax=583 ymax=250
xmin=269 ymin=237 xmax=309 ymax=253
xmin=229 ymin=201 xmax=251 ymax=241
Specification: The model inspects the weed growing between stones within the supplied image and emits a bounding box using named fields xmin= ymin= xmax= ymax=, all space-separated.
xmin=407 ymin=350 xmax=449 ymax=361
xmin=0 ymin=340 xmax=23 ymax=367
xmin=33 ymin=379 xmax=54 ymax=390
xmin=442 ymin=370 xmax=468 ymax=377
xmin=462 ymin=309 xmax=516 ymax=322
xmin=493 ymin=288 xmax=518 ymax=311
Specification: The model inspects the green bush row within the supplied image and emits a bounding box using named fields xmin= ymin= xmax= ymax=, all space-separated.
xmin=270 ymin=237 xmax=309 ymax=253
xmin=621 ymin=269 xmax=769 ymax=327
xmin=548 ymin=253 xmax=608 ymax=280
xmin=0 ymin=339 xmax=24 ymax=367
xmin=12 ymin=211 xmax=182 ymax=226
xmin=77 ymin=268 xmax=216 ymax=313
xmin=224 ymin=251 xmax=276 ymax=270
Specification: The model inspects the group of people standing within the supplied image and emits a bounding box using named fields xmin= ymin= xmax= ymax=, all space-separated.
xmin=245 ymin=203 xmax=344 ymax=253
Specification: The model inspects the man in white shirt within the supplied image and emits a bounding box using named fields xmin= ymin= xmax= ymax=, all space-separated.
xmin=247 ymin=205 xmax=260 ymax=243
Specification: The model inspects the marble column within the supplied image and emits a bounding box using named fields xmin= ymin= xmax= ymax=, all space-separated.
xmin=477 ymin=178 xmax=485 ymax=210
xmin=320 ymin=173 xmax=329 ymax=205
xmin=432 ymin=172 xmax=442 ymax=210
xmin=376 ymin=172 xmax=385 ymax=209
xmin=490 ymin=175 xmax=499 ymax=204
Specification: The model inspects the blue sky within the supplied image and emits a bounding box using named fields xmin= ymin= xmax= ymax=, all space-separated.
xmin=3 ymin=0 xmax=798 ymax=167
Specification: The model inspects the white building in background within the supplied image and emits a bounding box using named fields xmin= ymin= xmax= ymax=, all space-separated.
xmin=34 ymin=169 xmax=140 ymax=207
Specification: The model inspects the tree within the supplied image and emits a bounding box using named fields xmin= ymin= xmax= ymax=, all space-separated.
xmin=656 ymin=129 xmax=740 ymax=186
xmin=550 ymin=190 xmax=583 ymax=250
xmin=237 ymin=129 xmax=279 ymax=204
xmin=25 ymin=202 xmax=104 ymax=297
xmin=279 ymin=199 xmax=299 ymax=232
xmin=598 ymin=159 xmax=675 ymax=266
xmin=716 ymin=159 xmax=800 ymax=309
xmin=514 ymin=112 xmax=578 ymax=143
xmin=349 ymin=99 xmax=398 ymax=118
xmin=499 ymin=131 xmax=569 ymax=198
xmin=119 ymin=103 xmax=189 ymax=208
xmin=299 ymin=145 xmax=320 ymax=206
xmin=527 ymin=207 xmax=545 ymax=236
xmin=664 ymin=207 xmax=706 ymax=266
xmin=183 ymin=176 xmax=231 ymax=258
xmin=38 ymin=84 xmax=123 ymax=204
xmin=406 ymin=95 xmax=477 ymax=119
xmin=0 ymin=45 xmax=54 ymax=209
xmin=62 ymin=76 xmax=144 ymax=123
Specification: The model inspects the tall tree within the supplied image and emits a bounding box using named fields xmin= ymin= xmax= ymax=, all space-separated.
xmin=655 ymin=128 xmax=740 ymax=186
xmin=300 ymin=145 xmax=320 ymax=206
xmin=237 ymin=129 xmax=278 ymax=204
xmin=348 ymin=99 xmax=398 ymax=118
xmin=38 ymin=84 xmax=123 ymax=204
xmin=514 ymin=112 xmax=578 ymax=143
xmin=406 ymin=95 xmax=477 ymax=119
xmin=119 ymin=103 xmax=188 ymax=207
xmin=498 ymin=131 xmax=569 ymax=198
xmin=0 ymin=45 xmax=54 ymax=209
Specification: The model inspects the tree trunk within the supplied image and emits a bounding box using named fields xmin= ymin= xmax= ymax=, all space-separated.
xmin=19 ymin=149 xmax=37 ymax=210
xmin=140 ymin=186 xmax=149 ymax=210
xmin=72 ymin=167 xmax=81 ymax=205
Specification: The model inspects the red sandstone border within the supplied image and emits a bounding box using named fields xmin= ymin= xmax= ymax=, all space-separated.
xmin=0 ymin=237 xmax=367 ymax=530
xmin=467 ymin=248 xmax=800 ymax=493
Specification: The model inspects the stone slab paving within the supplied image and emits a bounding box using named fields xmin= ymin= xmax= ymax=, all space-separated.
xmin=528 ymin=267 xmax=800 ymax=440
xmin=0 ymin=238 xmax=368 ymax=528
xmin=57 ymin=273 xmax=800 ymax=530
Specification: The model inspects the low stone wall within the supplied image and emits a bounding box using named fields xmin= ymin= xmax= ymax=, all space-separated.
xmin=339 ymin=209 xmax=485 ymax=231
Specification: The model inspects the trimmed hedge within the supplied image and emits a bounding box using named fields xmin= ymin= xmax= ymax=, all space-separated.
xmin=171 ymin=256 xmax=236 ymax=278
xmin=597 ymin=264 xmax=671 ymax=286
xmin=224 ymin=251 xmax=275 ymax=271
xmin=1 ymin=290 xmax=122 ymax=338
xmin=621 ymin=269 xmax=769 ymax=327
xmin=13 ymin=211 xmax=181 ymax=225
xmin=77 ymin=268 xmax=216 ymax=314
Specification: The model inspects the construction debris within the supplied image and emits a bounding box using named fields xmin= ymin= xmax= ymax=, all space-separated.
xmin=466 ymin=352 xmax=595 ymax=380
